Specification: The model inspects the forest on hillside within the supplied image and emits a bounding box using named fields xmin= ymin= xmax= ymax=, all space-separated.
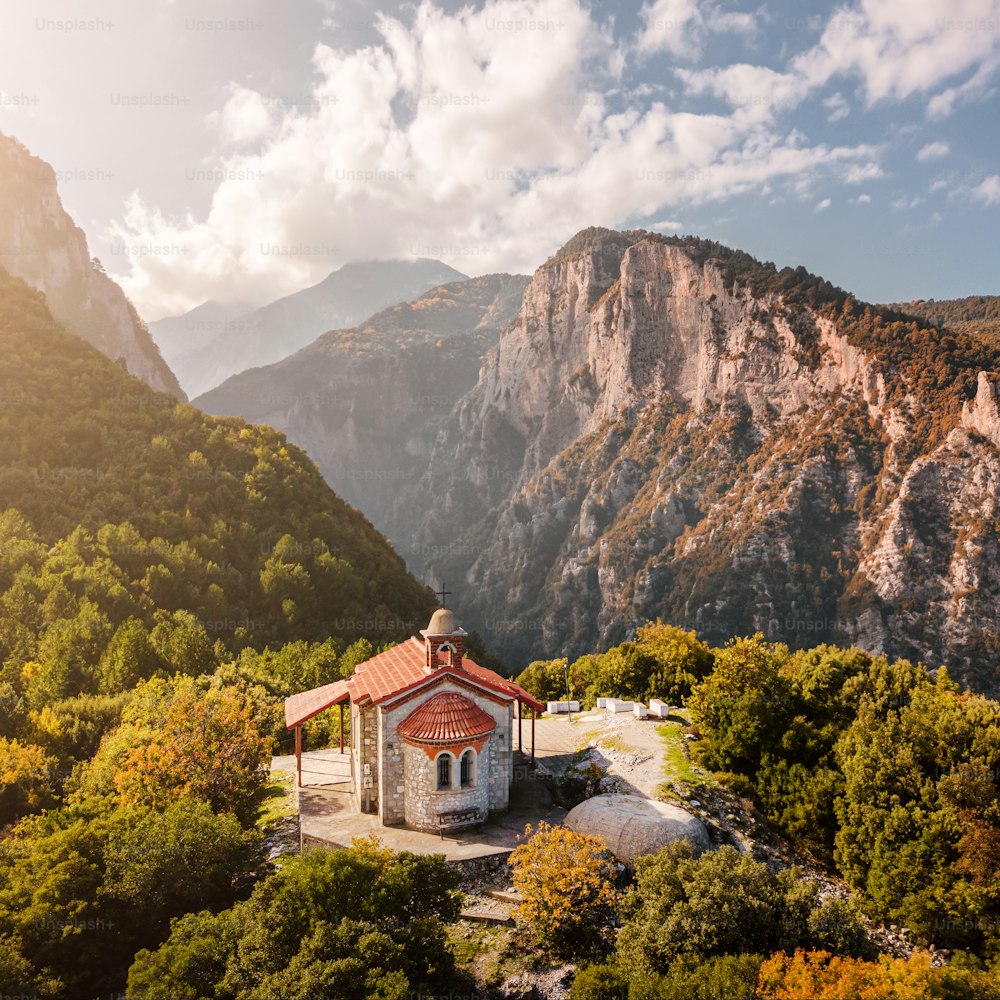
xmin=887 ymin=295 xmax=1000 ymax=350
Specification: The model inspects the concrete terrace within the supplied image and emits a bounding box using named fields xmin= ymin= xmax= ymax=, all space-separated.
xmin=270 ymin=715 xmax=601 ymax=861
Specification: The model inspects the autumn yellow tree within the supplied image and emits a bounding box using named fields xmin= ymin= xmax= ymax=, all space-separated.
xmin=757 ymin=948 xmax=1000 ymax=1000
xmin=114 ymin=683 xmax=273 ymax=824
xmin=508 ymin=821 xmax=619 ymax=956
xmin=0 ymin=737 xmax=53 ymax=825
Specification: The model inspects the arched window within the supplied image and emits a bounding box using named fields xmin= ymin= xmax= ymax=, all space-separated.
xmin=460 ymin=748 xmax=475 ymax=787
xmin=436 ymin=753 xmax=452 ymax=790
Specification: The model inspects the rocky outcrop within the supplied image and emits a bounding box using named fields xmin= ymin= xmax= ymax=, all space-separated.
xmin=0 ymin=132 xmax=183 ymax=398
xmin=386 ymin=228 xmax=1000 ymax=692
xmin=962 ymin=371 xmax=1000 ymax=448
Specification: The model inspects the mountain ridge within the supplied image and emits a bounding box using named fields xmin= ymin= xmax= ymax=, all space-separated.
xmin=0 ymin=262 xmax=436 ymax=653
xmin=194 ymin=273 xmax=530 ymax=530
xmin=0 ymin=132 xmax=184 ymax=399
xmin=392 ymin=228 xmax=999 ymax=690
xmin=152 ymin=257 xmax=470 ymax=397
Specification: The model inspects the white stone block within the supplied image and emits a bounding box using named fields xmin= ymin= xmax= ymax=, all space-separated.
xmin=633 ymin=703 xmax=648 ymax=719
xmin=606 ymin=699 xmax=635 ymax=713
xmin=648 ymin=699 xmax=670 ymax=718
xmin=596 ymin=697 xmax=611 ymax=708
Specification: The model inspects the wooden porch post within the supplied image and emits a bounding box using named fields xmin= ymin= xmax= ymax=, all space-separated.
xmin=295 ymin=724 xmax=302 ymax=787
xmin=339 ymin=702 xmax=345 ymax=754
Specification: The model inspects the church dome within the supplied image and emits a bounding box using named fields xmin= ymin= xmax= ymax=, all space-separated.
xmin=564 ymin=794 xmax=712 ymax=865
xmin=398 ymin=691 xmax=496 ymax=743
xmin=424 ymin=607 xmax=461 ymax=636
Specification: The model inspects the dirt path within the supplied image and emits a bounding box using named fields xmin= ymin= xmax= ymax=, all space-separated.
xmin=530 ymin=709 xmax=703 ymax=800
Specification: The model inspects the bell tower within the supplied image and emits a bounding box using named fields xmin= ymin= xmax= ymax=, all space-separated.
xmin=420 ymin=602 xmax=468 ymax=672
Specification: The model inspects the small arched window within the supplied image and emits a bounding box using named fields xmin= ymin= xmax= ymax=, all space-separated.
xmin=460 ymin=749 xmax=475 ymax=787
xmin=436 ymin=753 xmax=452 ymax=790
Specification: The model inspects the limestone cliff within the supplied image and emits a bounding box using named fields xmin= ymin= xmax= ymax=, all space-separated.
xmin=0 ymin=133 xmax=183 ymax=398
xmin=394 ymin=229 xmax=1000 ymax=691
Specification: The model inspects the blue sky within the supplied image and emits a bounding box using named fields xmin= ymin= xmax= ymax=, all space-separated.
xmin=1 ymin=0 xmax=998 ymax=319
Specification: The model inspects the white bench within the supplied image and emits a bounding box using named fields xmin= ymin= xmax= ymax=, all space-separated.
xmin=546 ymin=700 xmax=580 ymax=714
xmin=605 ymin=699 xmax=635 ymax=714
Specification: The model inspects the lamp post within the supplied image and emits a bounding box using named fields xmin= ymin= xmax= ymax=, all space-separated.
xmin=564 ymin=658 xmax=571 ymax=720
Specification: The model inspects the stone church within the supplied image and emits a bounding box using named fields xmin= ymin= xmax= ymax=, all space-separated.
xmin=284 ymin=608 xmax=543 ymax=831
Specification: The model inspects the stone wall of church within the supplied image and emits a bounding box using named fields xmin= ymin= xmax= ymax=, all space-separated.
xmin=375 ymin=677 xmax=514 ymax=827
xmin=355 ymin=704 xmax=379 ymax=814
xmin=486 ymin=702 xmax=513 ymax=813
xmin=377 ymin=710 xmax=406 ymax=825
xmin=402 ymin=739 xmax=491 ymax=830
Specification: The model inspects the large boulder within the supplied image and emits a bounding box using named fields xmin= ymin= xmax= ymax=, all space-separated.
xmin=564 ymin=793 xmax=711 ymax=864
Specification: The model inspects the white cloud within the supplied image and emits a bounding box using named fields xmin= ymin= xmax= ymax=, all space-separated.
xmin=855 ymin=193 xmax=872 ymax=203
xmin=209 ymin=84 xmax=274 ymax=145
xmin=110 ymin=0 xmax=880 ymax=318
xmin=792 ymin=0 xmax=1000 ymax=110
xmin=814 ymin=197 xmax=832 ymax=211
xmin=916 ymin=140 xmax=950 ymax=161
xmin=971 ymin=174 xmax=1000 ymax=205
xmin=637 ymin=0 xmax=758 ymax=58
xmin=677 ymin=63 xmax=802 ymax=123
xmin=823 ymin=91 xmax=850 ymax=121
xmin=843 ymin=161 xmax=885 ymax=182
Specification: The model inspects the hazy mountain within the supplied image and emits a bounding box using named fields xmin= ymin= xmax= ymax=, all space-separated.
xmin=148 ymin=298 xmax=255 ymax=370
xmin=154 ymin=258 xmax=468 ymax=397
xmin=886 ymin=295 xmax=1000 ymax=350
xmin=383 ymin=228 xmax=1000 ymax=691
xmin=194 ymin=273 xmax=530 ymax=533
xmin=0 ymin=132 xmax=183 ymax=398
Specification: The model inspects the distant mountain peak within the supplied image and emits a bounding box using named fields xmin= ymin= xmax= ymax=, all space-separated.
xmin=151 ymin=256 xmax=469 ymax=398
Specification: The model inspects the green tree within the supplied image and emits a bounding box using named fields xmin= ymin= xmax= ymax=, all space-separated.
xmin=687 ymin=634 xmax=793 ymax=774
xmin=128 ymin=839 xmax=462 ymax=1000
xmin=617 ymin=842 xmax=866 ymax=977
xmin=96 ymin=617 xmax=162 ymax=694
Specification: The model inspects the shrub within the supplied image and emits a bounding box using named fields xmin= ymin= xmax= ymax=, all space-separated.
xmin=509 ymin=822 xmax=620 ymax=957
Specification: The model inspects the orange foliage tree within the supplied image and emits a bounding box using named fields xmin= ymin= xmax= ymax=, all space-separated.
xmin=114 ymin=685 xmax=273 ymax=824
xmin=757 ymin=948 xmax=1000 ymax=1000
xmin=508 ymin=821 xmax=620 ymax=956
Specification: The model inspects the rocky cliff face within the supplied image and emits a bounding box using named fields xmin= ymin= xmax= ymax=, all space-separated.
xmin=394 ymin=228 xmax=1000 ymax=692
xmin=0 ymin=133 xmax=183 ymax=398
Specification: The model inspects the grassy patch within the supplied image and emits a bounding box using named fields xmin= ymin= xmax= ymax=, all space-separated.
xmin=257 ymin=772 xmax=295 ymax=831
xmin=449 ymin=923 xmax=518 ymax=987
xmin=599 ymin=734 xmax=628 ymax=753
xmin=655 ymin=720 xmax=712 ymax=795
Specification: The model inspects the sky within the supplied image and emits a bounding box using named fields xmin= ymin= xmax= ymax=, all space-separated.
xmin=1 ymin=0 xmax=999 ymax=320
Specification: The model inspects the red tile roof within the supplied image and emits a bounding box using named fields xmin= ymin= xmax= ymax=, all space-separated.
xmin=284 ymin=678 xmax=350 ymax=729
xmin=397 ymin=691 xmax=497 ymax=743
xmin=284 ymin=635 xmax=544 ymax=729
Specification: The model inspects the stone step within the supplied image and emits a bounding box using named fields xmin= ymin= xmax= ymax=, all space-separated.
xmin=485 ymin=888 xmax=522 ymax=904
xmin=460 ymin=908 xmax=514 ymax=925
